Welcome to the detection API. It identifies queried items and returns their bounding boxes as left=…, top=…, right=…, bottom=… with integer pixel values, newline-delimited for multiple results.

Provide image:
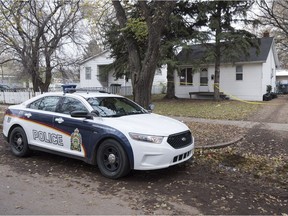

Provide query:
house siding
left=79, top=52, right=113, bottom=88
left=261, top=49, right=277, bottom=94
left=220, top=64, right=263, bottom=101
left=174, top=63, right=264, bottom=101
left=79, top=51, right=167, bottom=88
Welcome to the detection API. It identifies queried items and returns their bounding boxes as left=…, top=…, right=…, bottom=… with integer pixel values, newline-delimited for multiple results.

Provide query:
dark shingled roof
left=177, top=37, right=274, bottom=65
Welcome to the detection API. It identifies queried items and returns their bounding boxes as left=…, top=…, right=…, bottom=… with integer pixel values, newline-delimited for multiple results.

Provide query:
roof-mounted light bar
left=62, top=84, right=77, bottom=94
left=61, top=84, right=111, bottom=94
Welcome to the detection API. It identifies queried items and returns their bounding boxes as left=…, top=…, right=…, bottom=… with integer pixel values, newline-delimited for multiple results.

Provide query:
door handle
left=55, top=117, right=64, bottom=124
left=24, top=113, right=32, bottom=118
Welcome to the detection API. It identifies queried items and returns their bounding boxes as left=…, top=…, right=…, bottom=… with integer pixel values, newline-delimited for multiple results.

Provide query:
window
left=86, top=97, right=144, bottom=117
left=180, top=68, right=193, bottom=85
left=28, top=96, right=61, bottom=112
left=236, top=65, right=243, bottom=80
left=200, top=68, right=208, bottom=86
left=57, top=97, right=88, bottom=115
left=97, top=65, right=108, bottom=86
left=85, top=67, right=91, bottom=80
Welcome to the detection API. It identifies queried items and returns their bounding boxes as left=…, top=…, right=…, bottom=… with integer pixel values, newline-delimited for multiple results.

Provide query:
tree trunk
left=213, top=58, right=221, bottom=101
left=213, top=5, right=222, bottom=101
left=112, top=1, right=175, bottom=108
left=214, top=40, right=221, bottom=100
left=165, top=62, right=176, bottom=99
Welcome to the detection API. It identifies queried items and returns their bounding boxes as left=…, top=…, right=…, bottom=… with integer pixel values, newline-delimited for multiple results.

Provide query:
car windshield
left=86, top=97, right=148, bottom=117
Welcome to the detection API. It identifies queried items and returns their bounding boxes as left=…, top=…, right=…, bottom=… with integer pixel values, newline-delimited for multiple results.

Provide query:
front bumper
left=132, top=136, right=194, bottom=170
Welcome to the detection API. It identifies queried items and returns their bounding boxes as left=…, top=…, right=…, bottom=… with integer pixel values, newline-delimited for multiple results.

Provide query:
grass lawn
left=152, top=94, right=262, bottom=120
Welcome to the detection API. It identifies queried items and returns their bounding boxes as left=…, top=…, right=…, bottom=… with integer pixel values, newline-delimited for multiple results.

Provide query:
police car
left=3, top=87, right=194, bottom=179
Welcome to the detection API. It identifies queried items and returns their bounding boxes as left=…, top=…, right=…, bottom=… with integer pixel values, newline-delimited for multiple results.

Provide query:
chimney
left=263, top=31, right=270, bottom=37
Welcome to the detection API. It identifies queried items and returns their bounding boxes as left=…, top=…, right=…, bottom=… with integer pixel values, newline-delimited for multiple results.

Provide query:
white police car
left=3, top=88, right=194, bottom=179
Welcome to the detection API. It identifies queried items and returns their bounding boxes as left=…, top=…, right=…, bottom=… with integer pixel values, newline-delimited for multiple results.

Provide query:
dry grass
left=152, top=95, right=261, bottom=120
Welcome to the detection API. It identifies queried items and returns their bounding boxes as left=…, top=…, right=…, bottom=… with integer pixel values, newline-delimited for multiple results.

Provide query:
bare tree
left=0, top=0, right=84, bottom=92
left=112, top=1, right=176, bottom=108
left=256, top=0, right=288, bottom=68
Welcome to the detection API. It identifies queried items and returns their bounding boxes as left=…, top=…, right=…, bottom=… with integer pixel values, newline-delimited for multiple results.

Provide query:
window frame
left=236, top=65, right=243, bottom=81
left=200, top=68, right=208, bottom=86
left=85, top=67, right=92, bottom=80
left=56, top=96, right=89, bottom=115
left=27, top=96, right=61, bottom=112
left=179, top=67, right=193, bottom=86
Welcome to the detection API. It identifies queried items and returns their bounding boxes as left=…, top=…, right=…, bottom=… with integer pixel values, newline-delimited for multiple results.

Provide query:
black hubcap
left=102, top=146, right=120, bottom=172
left=12, top=132, right=24, bottom=152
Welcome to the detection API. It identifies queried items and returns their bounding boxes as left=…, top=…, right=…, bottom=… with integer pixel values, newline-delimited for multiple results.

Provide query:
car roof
left=43, top=91, right=123, bottom=98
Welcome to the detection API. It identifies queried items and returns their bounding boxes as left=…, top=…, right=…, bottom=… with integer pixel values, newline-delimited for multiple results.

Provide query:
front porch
left=189, top=91, right=228, bottom=99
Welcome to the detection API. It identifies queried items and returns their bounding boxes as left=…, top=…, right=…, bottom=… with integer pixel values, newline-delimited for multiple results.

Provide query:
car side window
left=57, top=97, right=88, bottom=115
left=28, top=96, right=61, bottom=112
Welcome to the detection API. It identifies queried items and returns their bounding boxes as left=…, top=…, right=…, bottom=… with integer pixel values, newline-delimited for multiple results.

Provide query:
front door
left=53, top=96, right=94, bottom=158
left=199, top=68, right=209, bottom=92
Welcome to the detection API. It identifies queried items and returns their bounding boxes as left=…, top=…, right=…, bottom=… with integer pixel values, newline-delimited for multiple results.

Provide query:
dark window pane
left=200, top=77, right=208, bottom=86
left=28, top=98, right=43, bottom=109
left=180, top=69, right=186, bottom=85
left=236, top=74, right=243, bottom=80
left=187, top=70, right=193, bottom=85
left=35, top=96, right=61, bottom=112
left=57, top=97, right=88, bottom=114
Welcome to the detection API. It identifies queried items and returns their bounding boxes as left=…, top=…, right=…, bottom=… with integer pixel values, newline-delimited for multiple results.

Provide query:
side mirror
left=148, top=104, right=155, bottom=112
left=70, top=111, right=93, bottom=119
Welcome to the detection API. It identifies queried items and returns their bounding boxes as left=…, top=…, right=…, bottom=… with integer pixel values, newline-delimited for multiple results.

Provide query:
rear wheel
left=9, top=127, right=30, bottom=157
left=97, top=139, right=130, bottom=179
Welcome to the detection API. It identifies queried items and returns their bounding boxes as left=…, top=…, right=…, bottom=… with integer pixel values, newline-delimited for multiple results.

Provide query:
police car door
left=25, top=96, right=63, bottom=150
left=53, top=96, right=93, bottom=158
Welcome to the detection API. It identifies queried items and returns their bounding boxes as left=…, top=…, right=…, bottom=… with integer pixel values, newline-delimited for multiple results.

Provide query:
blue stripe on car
left=7, top=109, right=134, bottom=169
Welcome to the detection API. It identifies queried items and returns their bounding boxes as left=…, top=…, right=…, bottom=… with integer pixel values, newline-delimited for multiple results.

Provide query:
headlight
left=129, top=132, right=164, bottom=144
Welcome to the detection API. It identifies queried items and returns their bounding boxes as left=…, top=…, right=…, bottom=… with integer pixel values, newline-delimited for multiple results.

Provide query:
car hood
left=100, top=113, right=189, bottom=136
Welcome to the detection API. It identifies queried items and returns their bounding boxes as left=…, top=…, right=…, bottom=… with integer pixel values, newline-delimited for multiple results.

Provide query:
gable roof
left=79, top=50, right=110, bottom=65
left=177, top=37, right=279, bottom=66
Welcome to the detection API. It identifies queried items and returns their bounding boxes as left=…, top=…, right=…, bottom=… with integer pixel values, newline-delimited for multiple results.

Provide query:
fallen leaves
left=194, top=147, right=288, bottom=187
left=186, top=122, right=246, bottom=147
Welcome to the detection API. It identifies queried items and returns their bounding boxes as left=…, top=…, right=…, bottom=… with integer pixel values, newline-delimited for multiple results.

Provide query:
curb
left=195, top=136, right=243, bottom=150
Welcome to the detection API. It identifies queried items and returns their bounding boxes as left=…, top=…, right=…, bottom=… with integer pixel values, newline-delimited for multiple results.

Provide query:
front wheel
left=9, top=127, right=30, bottom=157
left=97, top=139, right=130, bottom=179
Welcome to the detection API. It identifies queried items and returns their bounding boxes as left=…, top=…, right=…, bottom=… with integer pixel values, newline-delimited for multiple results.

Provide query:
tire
left=9, top=127, right=30, bottom=157
left=96, top=139, right=130, bottom=179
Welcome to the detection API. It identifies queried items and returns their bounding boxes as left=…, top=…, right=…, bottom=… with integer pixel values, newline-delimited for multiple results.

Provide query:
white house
left=276, top=70, right=288, bottom=84
left=79, top=50, right=167, bottom=90
left=174, top=37, right=280, bottom=101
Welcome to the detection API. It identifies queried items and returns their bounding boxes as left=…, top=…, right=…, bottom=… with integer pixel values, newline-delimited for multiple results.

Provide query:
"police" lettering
left=33, top=130, right=63, bottom=146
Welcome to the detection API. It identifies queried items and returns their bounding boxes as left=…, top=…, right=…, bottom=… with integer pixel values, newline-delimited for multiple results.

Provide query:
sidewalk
left=173, top=116, right=288, bottom=132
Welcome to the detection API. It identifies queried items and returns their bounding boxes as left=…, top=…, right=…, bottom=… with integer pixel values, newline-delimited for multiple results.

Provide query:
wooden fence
left=0, top=85, right=165, bottom=104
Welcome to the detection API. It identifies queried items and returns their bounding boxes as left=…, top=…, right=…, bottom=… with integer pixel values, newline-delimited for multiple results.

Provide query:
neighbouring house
left=175, top=37, right=280, bottom=101
left=0, top=65, right=26, bottom=88
left=276, top=70, right=288, bottom=84
left=79, top=50, right=167, bottom=93
left=276, top=69, right=288, bottom=94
